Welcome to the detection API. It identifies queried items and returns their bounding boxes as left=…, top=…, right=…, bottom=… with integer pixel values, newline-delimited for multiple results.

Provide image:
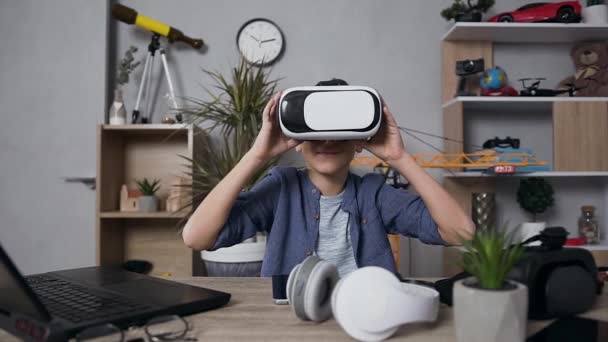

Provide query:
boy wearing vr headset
left=183, top=79, right=474, bottom=277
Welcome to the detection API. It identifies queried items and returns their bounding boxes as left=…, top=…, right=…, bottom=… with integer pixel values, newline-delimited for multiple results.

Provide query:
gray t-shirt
left=315, top=190, right=358, bottom=276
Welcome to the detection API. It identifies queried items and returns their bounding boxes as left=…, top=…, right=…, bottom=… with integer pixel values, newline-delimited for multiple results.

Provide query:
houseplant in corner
left=584, top=0, right=608, bottom=24
left=454, top=226, right=527, bottom=342
left=441, top=0, right=495, bottom=22
left=178, top=59, right=280, bottom=276
left=516, top=177, right=554, bottom=244
left=136, top=178, right=161, bottom=212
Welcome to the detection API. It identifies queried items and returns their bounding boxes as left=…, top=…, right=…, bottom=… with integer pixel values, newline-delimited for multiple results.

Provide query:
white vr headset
left=278, top=86, right=382, bottom=140
left=287, top=256, right=439, bottom=341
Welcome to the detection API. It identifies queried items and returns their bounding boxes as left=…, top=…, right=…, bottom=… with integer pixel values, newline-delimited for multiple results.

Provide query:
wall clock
left=237, top=18, right=284, bottom=66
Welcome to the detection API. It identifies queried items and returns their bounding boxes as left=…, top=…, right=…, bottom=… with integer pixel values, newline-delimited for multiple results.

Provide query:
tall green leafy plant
left=178, top=59, right=280, bottom=206
left=461, top=226, right=524, bottom=289
left=516, top=178, right=554, bottom=222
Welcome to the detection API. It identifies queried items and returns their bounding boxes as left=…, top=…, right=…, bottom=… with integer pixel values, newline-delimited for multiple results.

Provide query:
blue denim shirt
left=210, top=166, right=446, bottom=276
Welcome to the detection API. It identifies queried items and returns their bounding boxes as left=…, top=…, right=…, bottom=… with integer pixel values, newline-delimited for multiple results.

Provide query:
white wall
left=0, top=1, right=108, bottom=274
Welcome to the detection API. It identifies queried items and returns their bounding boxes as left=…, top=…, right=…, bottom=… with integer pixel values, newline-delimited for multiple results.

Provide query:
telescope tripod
left=132, top=34, right=182, bottom=124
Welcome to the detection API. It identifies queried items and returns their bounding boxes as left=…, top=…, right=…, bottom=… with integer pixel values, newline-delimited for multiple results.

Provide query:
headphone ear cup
left=286, top=263, right=302, bottom=306
left=332, top=267, right=401, bottom=341
left=287, top=256, right=339, bottom=322
left=303, top=260, right=338, bottom=322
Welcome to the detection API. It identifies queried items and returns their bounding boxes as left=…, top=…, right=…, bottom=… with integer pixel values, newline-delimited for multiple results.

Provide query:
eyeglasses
left=74, top=315, right=195, bottom=342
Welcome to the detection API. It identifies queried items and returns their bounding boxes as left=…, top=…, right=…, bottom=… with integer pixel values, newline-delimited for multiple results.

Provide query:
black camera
left=455, top=58, right=485, bottom=97
left=456, top=58, right=485, bottom=76
left=455, top=58, right=485, bottom=76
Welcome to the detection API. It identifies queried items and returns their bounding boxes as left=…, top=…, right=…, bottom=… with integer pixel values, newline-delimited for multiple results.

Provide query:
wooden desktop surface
left=1, top=277, right=607, bottom=341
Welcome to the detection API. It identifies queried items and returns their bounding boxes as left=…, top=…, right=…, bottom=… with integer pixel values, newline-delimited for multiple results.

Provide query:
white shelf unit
left=442, top=23, right=608, bottom=43
left=443, top=97, right=608, bottom=109
left=440, top=23, right=608, bottom=275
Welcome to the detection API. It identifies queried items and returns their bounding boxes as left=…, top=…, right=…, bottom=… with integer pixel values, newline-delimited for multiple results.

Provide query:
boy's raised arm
left=182, top=92, right=301, bottom=250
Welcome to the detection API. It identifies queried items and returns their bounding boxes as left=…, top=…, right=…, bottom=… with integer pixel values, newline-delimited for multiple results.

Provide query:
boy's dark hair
left=316, top=78, right=349, bottom=86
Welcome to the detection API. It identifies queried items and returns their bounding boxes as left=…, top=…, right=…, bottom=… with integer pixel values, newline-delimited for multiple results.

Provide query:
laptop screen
left=0, top=245, right=50, bottom=321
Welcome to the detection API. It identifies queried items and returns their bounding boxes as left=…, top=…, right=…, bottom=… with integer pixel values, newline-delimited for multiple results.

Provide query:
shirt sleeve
left=209, top=170, right=280, bottom=251
left=376, top=183, right=446, bottom=245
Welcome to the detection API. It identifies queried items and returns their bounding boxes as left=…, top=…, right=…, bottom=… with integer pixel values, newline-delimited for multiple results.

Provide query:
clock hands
left=261, top=38, right=276, bottom=44
left=249, top=34, right=261, bottom=42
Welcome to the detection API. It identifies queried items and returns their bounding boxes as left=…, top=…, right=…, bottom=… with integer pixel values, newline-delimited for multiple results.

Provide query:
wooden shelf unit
left=96, top=124, right=203, bottom=277
left=440, top=25, right=608, bottom=275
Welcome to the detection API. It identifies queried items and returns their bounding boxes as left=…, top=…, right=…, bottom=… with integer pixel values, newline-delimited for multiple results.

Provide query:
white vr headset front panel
left=303, top=91, right=375, bottom=130
left=279, top=86, right=382, bottom=140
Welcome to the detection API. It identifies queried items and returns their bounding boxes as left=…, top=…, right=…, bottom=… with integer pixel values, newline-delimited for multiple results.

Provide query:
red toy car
left=488, top=1, right=581, bottom=23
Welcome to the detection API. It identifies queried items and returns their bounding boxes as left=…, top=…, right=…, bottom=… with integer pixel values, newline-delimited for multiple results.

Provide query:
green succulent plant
left=461, top=225, right=524, bottom=290
left=516, top=178, right=554, bottom=222
left=136, top=178, right=161, bottom=196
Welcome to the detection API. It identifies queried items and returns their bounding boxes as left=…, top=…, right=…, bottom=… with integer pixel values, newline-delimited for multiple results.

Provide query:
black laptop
left=0, top=244, right=231, bottom=341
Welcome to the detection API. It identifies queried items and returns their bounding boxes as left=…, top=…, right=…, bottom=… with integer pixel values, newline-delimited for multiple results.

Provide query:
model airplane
left=519, top=78, right=583, bottom=97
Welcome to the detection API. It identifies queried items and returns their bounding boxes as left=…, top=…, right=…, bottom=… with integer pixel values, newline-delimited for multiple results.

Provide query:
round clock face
left=237, top=18, right=284, bottom=66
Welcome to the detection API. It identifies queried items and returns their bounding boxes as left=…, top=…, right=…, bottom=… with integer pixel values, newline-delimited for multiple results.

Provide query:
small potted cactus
left=136, top=178, right=161, bottom=212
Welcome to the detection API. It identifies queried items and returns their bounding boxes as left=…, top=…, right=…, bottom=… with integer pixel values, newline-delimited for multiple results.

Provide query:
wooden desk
left=1, top=277, right=607, bottom=341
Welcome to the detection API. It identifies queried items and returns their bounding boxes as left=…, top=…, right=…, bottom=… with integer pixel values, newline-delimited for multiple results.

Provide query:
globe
left=480, top=67, right=508, bottom=91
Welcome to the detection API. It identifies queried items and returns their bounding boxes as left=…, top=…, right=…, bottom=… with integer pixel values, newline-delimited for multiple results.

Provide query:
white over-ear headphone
left=286, top=256, right=338, bottom=322
left=287, top=256, right=440, bottom=341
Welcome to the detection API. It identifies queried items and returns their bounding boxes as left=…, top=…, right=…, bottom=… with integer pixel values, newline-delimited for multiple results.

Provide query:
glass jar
left=578, top=205, right=599, bottom=244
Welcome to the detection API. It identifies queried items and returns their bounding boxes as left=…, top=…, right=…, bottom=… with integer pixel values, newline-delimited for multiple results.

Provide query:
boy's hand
left=249, top=92, right=302, bottom=163
left=363, top=104, right=406, bottom=165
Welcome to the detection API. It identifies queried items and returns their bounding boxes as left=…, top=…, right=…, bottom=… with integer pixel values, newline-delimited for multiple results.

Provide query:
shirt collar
left=300, top=168, right=357, bottom=213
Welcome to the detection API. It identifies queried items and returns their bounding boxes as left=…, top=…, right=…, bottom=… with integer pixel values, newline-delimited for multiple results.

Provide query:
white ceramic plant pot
left=518, top=222, right=546, bottom=245
left=583, top=5, right=608, bottom=24
left=454, top=278, right=528, bottom=342
left=138, top=196, right=158, bottom=212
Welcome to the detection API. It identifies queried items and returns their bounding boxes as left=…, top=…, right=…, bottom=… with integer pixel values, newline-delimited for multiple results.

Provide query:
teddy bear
left=557, top=41, right=608, bottom=97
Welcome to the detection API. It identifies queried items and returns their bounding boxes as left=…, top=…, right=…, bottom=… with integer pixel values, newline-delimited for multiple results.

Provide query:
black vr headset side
left=278, top=85, right=382, bottom=140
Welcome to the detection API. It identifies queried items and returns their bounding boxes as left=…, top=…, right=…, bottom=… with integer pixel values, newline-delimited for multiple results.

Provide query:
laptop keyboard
left=26, top=275, right=152, bottom=324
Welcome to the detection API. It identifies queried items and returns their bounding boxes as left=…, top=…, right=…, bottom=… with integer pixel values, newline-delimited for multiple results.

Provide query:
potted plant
left=110, top=46, right=140, bottom=125
left=516, top=178, right=554, bottom=244
left=441, top=0, right=495, bottom=22
left=136, top=178, right=161, bottom=212
left=454, top=227, right=527, bottom=342
left=584, top=0, right=608, bottom=24
left=178, top=59, right=279, bottom=276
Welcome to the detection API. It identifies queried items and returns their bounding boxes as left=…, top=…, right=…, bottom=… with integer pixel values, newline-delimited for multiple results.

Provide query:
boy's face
left=296, top=140, right=362, bottom=175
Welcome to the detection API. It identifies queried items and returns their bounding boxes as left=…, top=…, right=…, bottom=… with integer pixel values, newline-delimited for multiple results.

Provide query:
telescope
left=112, top=4, right=203, bottom=49
left=111, top=4, right=205, bottom=123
